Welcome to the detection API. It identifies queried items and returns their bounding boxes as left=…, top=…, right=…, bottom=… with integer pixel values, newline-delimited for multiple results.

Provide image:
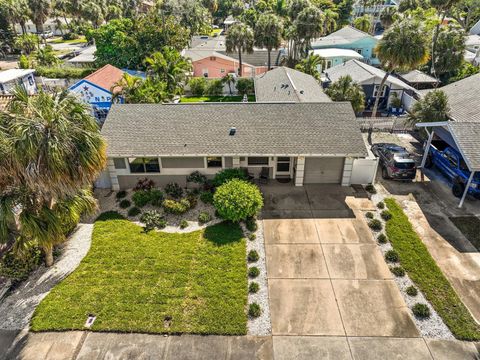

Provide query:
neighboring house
left=465, top=35, right=480, bottom=65
left=68, top=64, right=125, bottom=123
left=67, top=45, right=96, bottom=68
left=310, top=48, right=364, bottom=70
left=396, top=70, right=439, bottom=90
left=15, top=18, right=69, bottom=36
left=324, top=59, right=416, bottom=112
left=470, top=19, right=480, bottom=35
left=254, top=67, right=331, bottom=102
left=311, top=26, right=380, bottom=66
left=100, top=102, right=378, bottom=190
left=0, top=69, right=37, bottom=95
left=223, top=15, right=237, bottom=31
left=353, top=0, right=398, bottom=19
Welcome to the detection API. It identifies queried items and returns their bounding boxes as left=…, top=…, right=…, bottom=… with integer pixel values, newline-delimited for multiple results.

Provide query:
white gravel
left=242, top=220, right=272, bottom=336
left=369, top=192, right=454, bottom=339
left=0, top=224, right=93, bottom=330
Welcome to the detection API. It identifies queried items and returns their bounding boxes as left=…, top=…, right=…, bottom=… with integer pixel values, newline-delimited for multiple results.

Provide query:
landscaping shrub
left=0, top=247, right=42, bottom=283
left=412, top=303, right=431, bottom=319
left=246, top=217, right=258, bottom=232
left=377, top=201, right=385, bottom=209
left=381, top=210, right=392, bottom=221
left=187, top=170, right=207, bottom=184
left=248, top=266, right=260, bottom=278
left=128, top=207, right=141, bottom=217
left=189, top=77, right=207, bottom=96
left=163, top=199, right=190, bottom=214
left=249, top=233, right=256, bottom=241
left=377, top=233, right=388, bottom=244
left=134, top=178, right=155, bottom=191
left=212, top=168, right=247, bottom=187
left=119, top=199, right=131, bottom=209
left=365, top=184, right=377, bottom=194
left=248, top=250, right=259, bottom=262
left=385, top=249, right=399, bottom=263
left=116, top=190, right=127, bottom=200
left=200, top=191, right=214, bottom=204
left=236, top=78, right=254, bottom=95
left=214, top=180, right=263, bottom=222
left=390, top=266, right=406, bottom=277
left=198, top=212, right=212, bottom=224
left=205, top=78, right=223, bottom=96
left=249, top=282, right=259, bottom=293
left=165, top=182, right=183, bottom=199
left=406, top=286, right=418, bottom=297
left=368, top=219, right=382, bottom=231
left=149, top=190, right=164, bottom=207
left=365, top=211, right=374, bottom=219
left=140, top=210, right=166, bottom=232
left=248, top=303, right=261, bottom=318
left=180, top=219, right=189, bottom=229
left=186, top=192, right=198, bottom=209
left=132, top=190, right=151, bottom=207
left=35, top=66, right=95, bottom=79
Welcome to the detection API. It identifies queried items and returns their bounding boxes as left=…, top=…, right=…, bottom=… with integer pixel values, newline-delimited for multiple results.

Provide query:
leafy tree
left=353, top=15, right=371, bottom=33
left=380, top=7, right=399, bottom=29
left=112, top=73, right=169, bottom=103
left=326, top=75, right=365, bottom=113
left=0, top=88, right=106, bottom=266
left=213, top=179, right=263, bottom=222
left=322, top=9, right=338, bottom=34
left=27, top=0, right=51, bottom=34
left=450, top=0, right=480, bottom=31
left=205, top=78, right=224, bottom=95
left=372, top=19, right=429, bottom=116
left=81, top=1, right=104, bottom=28
left=431, top=25, right=466, bottom=81
left=222, top=73, right=235, bottom=95
left=408, top=90, right=450, bottom=124
left=254, top=13, right=283, bottom=70
left=294, top=6, right=324, bottom=50
left=188, top=77, right=207, bottom=96
left=1, top=0, right=31, bottom=34
left=288, top=0, right=310, bottom=21
left=160, top=0, right=212, bottom=35
left=449, top=61, right=480, bottom=82
left=13, top=33, right=39, bottom=54
left=295, top=54, right=323, bottom=80
left=236, top=77, right=254, bottom=95
left=35, top=44, right=60, bottom=66
left=335, top=0, right=354, bottom=27
left=226, top=22, right=254, bottom=76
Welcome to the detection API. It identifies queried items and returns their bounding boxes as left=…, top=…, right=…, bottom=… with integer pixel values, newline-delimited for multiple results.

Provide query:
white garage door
left=304, top=157, right=345, bottom=184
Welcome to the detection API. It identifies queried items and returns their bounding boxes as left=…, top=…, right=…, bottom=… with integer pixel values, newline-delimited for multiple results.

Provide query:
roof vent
left=229, top=127, right=236, bottom=136
left=299, top=90, right=304, bottom=94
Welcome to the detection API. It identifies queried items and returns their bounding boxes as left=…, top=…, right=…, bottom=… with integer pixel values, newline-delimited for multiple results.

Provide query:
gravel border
left=368, top=191, right=454, bottom=339
left=242, top=220, right=272, bottom=336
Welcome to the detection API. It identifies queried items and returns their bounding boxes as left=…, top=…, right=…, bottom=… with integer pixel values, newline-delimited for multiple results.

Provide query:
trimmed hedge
left=35, top=66, right=96, bottom=79
left=385, top=198, right=480, bottom=340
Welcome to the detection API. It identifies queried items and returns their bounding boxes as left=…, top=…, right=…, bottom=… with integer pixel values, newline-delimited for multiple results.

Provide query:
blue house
left=311, top=26, right=380, bottom=69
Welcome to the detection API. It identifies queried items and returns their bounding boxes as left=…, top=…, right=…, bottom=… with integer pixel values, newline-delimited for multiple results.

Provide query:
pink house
left=186, top=50, right=257, bottom=78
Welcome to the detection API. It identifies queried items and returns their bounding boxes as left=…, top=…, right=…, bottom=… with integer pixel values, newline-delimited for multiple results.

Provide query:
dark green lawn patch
left=31, top=215, right=247, bottom=335
left=385, top=198, right=480, bottom=340
left=180, top=95, right=256, bottom=103
left=449, top=216, right=480, bottom=251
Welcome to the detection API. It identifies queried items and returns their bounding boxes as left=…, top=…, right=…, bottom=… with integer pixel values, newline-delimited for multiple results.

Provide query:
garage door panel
left=304, top=157, right=344, bottom=184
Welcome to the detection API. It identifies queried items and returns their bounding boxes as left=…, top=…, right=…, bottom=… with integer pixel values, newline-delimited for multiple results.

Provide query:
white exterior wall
left=107, top=158, right=120, bottom=191
left=341, top=158, right=353, bottom=186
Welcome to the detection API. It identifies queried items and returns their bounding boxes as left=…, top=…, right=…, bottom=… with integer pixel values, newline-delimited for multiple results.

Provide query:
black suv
left=371, top=143, right=417, bottom=180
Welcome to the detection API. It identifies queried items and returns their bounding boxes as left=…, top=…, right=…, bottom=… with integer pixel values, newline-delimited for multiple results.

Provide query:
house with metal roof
left=0, top=69, right=37, bottom=95
left=101, top=102, right=377, bottom=190
left=311, top=26, right=380, bottom=67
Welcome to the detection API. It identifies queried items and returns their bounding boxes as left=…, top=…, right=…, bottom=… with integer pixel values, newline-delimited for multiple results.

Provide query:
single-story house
left=67, top=45, right=96, bottom=68
left=254, top=67, right=331, bottom=102
left=100, top=102, right=378, bottom=190
left=324, top=60, right=416, bottom=111
left=0, top=69, right=37, bottom=95
left=396, top=70, right=439, bottom=90
left=15, top=18, right=70, bottom=36
left=68, top=64, right=125, bottom=123
left=310, top=48, right=364, bottom=70
left=311, top=26, right=380, bottom=66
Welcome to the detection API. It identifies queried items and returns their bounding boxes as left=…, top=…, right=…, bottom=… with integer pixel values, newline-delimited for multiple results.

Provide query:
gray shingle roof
left=219, top=50, right=286, bottom=67
left=254, top=67, right=331, bottom=102
left=102, top=102, right=367, bottom=158
left=311, top=26, right=376, bottom=47
left=448, top=122, right=480, bottom=170
left=398, top=70, right=439, bottom=84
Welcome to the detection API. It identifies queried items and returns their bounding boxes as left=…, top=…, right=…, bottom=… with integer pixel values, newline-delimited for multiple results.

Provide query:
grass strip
left=385, top=198, right=480, bottom=340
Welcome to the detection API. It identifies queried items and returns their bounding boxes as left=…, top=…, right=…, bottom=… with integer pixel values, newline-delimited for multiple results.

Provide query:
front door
left=276, top=157, right=292, bottom=178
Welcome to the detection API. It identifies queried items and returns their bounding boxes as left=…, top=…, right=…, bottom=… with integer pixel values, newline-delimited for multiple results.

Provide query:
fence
left=357, top=116, right=414, bottom=133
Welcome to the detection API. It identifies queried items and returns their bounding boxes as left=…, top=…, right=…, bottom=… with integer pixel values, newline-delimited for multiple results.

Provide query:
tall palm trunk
left=371, top=71, right=389, bottom=117
left=267, top=48, right=271, bottom=70
left=238, top=49, right=243, bottom=76
left=44, top=245, right=54, bottom=267
left=430, top=12, right=446, bottom=76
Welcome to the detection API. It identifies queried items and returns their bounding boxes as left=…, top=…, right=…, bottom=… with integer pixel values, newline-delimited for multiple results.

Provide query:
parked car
left=371, top=143, right=417, bottom=180
left=37, top=31, right=54, bottom=39
left=425, top=140, right=480, bottom=198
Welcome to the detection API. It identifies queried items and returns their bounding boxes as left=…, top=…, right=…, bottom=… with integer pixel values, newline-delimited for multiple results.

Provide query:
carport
left=416, top=121, right=480, bottom=208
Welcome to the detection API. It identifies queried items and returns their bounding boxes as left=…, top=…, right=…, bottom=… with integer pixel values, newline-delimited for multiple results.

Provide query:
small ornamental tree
left=213, top=179, right=263, bottom=222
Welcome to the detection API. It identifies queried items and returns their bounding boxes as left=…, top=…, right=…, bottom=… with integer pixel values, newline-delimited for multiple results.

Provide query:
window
left=355, top=48, right=363, bottom=55
left=27, top=76, right=34, bottom=86
left=207, top=156, right=222, bottom=168
left=210, top=57, right=216, bottom=61
left=220, top=69, right=225, bottom=73
left=373, top=85, right=387, bottom=98
left=248, top=157, right=269, bottom=166
left=443, top=150, right=458, bottom=169
left=113, top=158, right=126, bottom=169
left=129, top=157, right=160, bottom=173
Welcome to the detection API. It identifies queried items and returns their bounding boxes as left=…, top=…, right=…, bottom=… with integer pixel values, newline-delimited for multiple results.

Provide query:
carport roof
left=102, top=102, right=368, bottom=158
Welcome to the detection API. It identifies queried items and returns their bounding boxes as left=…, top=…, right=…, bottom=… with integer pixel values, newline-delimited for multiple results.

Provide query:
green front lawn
left=449, top=216, right=480, bottom=251
left=180, top=95, right=256, bottom=103
left=385, top=199, right=480, bottom=340
left=31, top=212, right=248, bottom=335
left=49, top=36, right=87, bottom=44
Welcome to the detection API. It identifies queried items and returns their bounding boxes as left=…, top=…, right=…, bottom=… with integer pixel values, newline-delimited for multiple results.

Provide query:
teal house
left=311, top=26, right=380, bottom=69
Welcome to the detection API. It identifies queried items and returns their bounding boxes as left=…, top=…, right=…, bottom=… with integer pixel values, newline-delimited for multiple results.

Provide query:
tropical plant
left=254, top=13, right=283, bottom=70
left=226, top=22, right=254, bottom=76
left=322, top=9, right=338, bottom=34
left=294, top=5, right=324, bottom=51
left=13, top=33, right=38, bottom=55
left=325, top=75, right=365, bottom=113
left=353, top=15, right=371, bottom=33
left=35, top=44, right=60, bottom=66
left=222, top=73, right=236, bottom=95
left=0, top=87, right=106, bottom=266
left=431, top=25, right=466, bottom=81
left=205, top=79, right=224, bottom=95
left=27, top=0, right=51, bottom=34
left=213, top=179, right=263, bottom=222
left=380, top=7, right=399, bottom=29
left=372, top=19, right=429, bottom=117
left=212, top=168, right=247, bottom=187
left=188, top=77, right=207, bottom=96
left=236, top=78, right=254, bottom=95
left=295, top=54, right=323, bottom=80
left=408, top=90, right=450, bottom=125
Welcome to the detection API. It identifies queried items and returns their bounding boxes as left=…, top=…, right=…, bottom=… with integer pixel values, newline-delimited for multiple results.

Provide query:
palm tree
left=323, top=9, right=338, bottom=34
left=294, top=54, right=323, bottom=80
left=0, top=88, right=106, bottom=266
left=408, top=89, right=450, bottom=124
left=254, top=13, right=283, bottom=70
left=325, top=75, right=366, bottom=114
left=372, top=19, right=429, bottom=117
left=222, top=73, right=235, bottom=95
left=35, top=44, right=60, bottom=66
left=380, top=7, right=398, bottom=29
left=27, top=0, right=51, bottom=34
left=294, top=6, right=324, bottom=52
left=353, top=15, right=371, bottom=33
left=226, top=22, right=254, bottom=76
left=3, top=0, right=31, bottom=35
